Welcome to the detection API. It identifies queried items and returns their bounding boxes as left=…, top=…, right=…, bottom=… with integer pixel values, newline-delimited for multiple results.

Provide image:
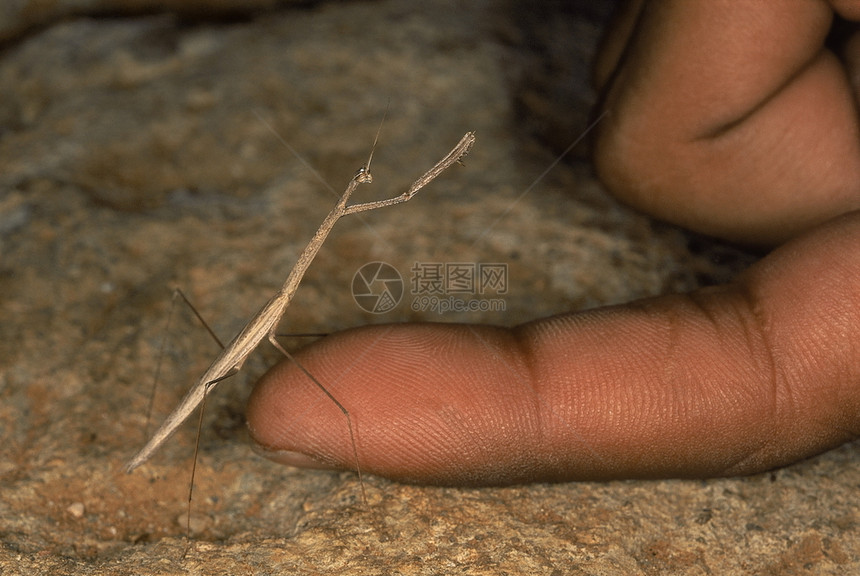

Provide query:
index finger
left=247, top=210, right=860, bottom=485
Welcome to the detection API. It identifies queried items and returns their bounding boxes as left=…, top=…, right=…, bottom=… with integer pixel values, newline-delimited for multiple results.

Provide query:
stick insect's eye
left=354, top=166, right=373, bottom=184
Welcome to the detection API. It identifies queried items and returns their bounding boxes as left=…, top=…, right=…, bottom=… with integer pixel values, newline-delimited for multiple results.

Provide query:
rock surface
left=0, top=1, right=857, bottom=574
left=0, top=0, right=302, bottom=43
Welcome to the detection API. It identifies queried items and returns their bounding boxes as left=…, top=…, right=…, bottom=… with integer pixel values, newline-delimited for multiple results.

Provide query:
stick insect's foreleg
left=343, top=131, right=475, bottom=216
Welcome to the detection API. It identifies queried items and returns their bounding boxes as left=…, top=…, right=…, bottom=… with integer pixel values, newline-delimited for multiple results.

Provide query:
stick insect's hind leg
left=267, top=332, right=368, bottom=504
left=183, top=368, right=240, bottom=543
left=146, top=288, right=227, bottom=438
left=149, top=288, right=239, bottom=542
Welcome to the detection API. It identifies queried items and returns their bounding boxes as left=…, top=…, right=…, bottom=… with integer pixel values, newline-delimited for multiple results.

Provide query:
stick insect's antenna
left=356, top=102, right=388, bottom=184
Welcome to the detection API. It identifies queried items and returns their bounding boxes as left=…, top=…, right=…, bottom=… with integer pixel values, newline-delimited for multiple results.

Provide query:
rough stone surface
left=0, top=0, right=304, bottom=43
left=0, top=1, right=857, bottom=574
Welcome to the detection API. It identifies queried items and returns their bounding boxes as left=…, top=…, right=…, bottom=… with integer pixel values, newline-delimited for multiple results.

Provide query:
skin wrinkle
left=789, top=219, right=857, bottom=415
left=716, top=277, right=815, bottom=474
left=838, top=289, right=860, bottom=433
left=468, top=327, right=533, bottom=434
left=667, top=295, right=743, bottom=460
left=638, top=0, right=832, bottom=139
left=723, top=281, right=783, bottom=441
left=724, top=212, right=860, bottom=472
left=490, top=324, right=592, bottom=483
left=697, top=47, right=832, bottom=141
left=585, top=288, right=789, bottom=477
left=714, top=285, right=784, bottom=475
left=515, top=316, right=610, bottom=477
left=473, top=324, right=571, bottom=482
left=831, top=357, right=860, bottom=440
left=743, top=278, right=791, bottom=443
left=509, top=321, right=577, bottom=474
left=507, top=324, right=545, bottom=447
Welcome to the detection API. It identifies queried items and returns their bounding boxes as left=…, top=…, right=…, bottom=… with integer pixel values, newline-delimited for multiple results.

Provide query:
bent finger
left=594, top=0, right=860, bottom=243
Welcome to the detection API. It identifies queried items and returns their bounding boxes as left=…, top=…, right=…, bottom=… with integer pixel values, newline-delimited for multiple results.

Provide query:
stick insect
left=125, top=128, right=476, bottom=483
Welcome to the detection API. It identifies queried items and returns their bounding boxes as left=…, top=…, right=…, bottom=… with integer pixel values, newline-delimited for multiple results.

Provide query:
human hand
left=593, top=0, right=860, bottom=245
left=246, top=0, right=860, bottom=485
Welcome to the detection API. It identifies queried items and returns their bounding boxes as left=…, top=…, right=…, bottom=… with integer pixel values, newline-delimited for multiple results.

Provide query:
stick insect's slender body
left=125, top=130, right=476, bottom=475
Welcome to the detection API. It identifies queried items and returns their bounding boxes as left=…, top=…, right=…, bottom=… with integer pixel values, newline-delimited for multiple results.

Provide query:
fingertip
left=246, top=323, right=547, bottom=485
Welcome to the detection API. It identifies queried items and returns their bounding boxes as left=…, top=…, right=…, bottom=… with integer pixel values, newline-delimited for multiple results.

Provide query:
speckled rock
left=0, top=1, right=856, bottom=574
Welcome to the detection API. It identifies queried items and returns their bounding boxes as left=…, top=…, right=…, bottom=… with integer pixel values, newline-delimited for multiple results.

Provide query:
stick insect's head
left=353, top=165, right=373, bottom=184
